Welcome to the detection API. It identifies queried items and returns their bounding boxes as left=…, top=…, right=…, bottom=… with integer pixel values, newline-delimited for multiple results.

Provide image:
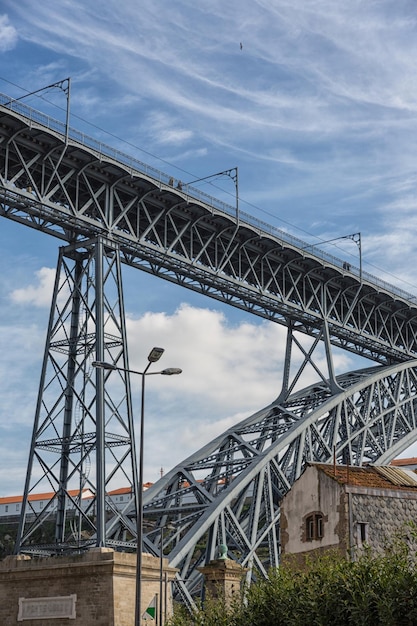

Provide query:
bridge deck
left=1, top=95, right=416, bottom=364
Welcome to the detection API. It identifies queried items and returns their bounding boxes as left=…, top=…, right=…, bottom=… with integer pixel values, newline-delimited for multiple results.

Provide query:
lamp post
left=92, top=349, right=182, bottom=626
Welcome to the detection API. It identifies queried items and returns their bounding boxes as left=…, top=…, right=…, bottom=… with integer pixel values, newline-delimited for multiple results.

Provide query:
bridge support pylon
left=15, top=236, right=139, bottom=555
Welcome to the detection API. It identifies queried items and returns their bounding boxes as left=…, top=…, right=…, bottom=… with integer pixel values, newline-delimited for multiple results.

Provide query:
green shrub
left=169, top=524, right=417, bottom=626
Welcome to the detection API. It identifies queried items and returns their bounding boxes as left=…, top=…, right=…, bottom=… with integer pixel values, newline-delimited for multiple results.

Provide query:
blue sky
left=1, top=1, right=417, bottom=495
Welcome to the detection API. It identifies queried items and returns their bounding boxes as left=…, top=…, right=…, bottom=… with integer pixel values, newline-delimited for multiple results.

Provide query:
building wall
left=280, top=464, right=349, bottom=560
left=281, top=465, right=417, bottom=566
left=0, top=490, right=134, bottom=520
left=350, top=490, right=417, bottom=555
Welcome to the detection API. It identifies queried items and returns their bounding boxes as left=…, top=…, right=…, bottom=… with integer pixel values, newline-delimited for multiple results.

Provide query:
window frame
left=357, top=521, right=368, bottom=545
left=305, top=512, right=324, bottom=541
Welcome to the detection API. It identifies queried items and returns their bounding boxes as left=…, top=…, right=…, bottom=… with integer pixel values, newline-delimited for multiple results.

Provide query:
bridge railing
left=1, top=93, right=415, bottom=303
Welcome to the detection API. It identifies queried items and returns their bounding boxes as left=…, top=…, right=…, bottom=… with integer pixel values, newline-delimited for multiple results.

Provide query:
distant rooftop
left=390, top=457, right=417, bottom=468
left=2, top=461, right=417, bottom=503
left=0, top=486, right=137, bottom=506
left=0, top=488, right=94, bottom=506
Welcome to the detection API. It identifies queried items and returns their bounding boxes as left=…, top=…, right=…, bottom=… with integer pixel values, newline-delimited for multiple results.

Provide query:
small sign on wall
left=18, top=595, right=77, bottom=621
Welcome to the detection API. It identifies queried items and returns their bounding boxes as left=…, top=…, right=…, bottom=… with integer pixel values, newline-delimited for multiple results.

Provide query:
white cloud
left=124, top=304, right=355, bottom=481
left=0, top=14, right=18, bottom=52
left=127, top=304, right=287, bottom=411
left=0, top=294, right=357, bottom=492
left=10, top=267, right=55, bottom=307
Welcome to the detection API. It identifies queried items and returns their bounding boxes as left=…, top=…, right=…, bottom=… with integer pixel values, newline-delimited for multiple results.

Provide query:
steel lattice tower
left=14, top=236, right=139, bottom=554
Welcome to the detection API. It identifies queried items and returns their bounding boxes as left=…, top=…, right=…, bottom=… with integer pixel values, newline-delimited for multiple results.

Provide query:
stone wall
left=0, top=548, right=177, bottom=625
left=198, top=558, right=247, bottom=604
left=351, top=490, right=417, bottom=554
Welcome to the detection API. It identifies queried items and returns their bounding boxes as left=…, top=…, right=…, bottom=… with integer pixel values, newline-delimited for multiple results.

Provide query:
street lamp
left=92, top=348, right=182, bottom=626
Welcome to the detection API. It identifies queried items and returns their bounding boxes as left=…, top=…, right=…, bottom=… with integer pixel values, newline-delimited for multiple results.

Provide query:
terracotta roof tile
left=108, top=487, right=133, bottom=496
left=391, top=457, right=417, bottom=467
left=0, top=488, right=94, bottom=506
left=313, top=463, right=417, bottom=491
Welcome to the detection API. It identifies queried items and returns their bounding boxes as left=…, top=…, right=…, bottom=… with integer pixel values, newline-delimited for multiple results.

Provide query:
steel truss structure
left=1, top=95, right=417, bottom=600
left=1, top=95, right=417, bottom=366
left=14, top=236, right=139, bottom=555
left=142, top=357, right=417, bottom=606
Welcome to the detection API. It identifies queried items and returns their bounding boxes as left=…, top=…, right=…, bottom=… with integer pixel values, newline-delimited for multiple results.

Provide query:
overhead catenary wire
left=0, top=75, right=416, bottom=295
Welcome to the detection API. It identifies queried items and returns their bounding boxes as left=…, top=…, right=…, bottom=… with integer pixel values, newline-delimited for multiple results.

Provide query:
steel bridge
left=1, top=93, right=417, bottom=606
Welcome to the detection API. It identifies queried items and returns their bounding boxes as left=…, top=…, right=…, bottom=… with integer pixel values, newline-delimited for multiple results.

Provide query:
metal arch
left=137, top=360, right=417, bottom=602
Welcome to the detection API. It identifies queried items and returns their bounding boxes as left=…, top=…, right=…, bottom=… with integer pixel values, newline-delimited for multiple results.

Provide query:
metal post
left=135, top=362, right=150, bottom=626
left=159, top=526, right=164, bottom=626
left=55, top=254, right=82, bottom=543
left=95, top=238, right=106, bottom=547
left=92, top=351, right=182, bottom=625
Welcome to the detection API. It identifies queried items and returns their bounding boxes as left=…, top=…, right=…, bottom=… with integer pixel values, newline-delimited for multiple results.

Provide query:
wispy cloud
left=0, top=14, right=18, bottom=52
left=142, top=111, right=194, bottom=146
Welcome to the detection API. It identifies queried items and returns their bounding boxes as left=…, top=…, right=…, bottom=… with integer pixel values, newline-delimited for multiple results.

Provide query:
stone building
left=280, top=462, right=417, bottom=565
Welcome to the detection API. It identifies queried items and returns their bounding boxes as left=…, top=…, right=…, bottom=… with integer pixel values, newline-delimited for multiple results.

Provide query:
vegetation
left=0, top=523, right=17, bottom=559
left=168, top=524, right=417, bottom=626
left=168, top=593, right=242, bottom=626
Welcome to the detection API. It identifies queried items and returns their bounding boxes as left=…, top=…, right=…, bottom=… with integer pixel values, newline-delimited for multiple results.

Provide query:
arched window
left=306, top=513, right=324, bottom=540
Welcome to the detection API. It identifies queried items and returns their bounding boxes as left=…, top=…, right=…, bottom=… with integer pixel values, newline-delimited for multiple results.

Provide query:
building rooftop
left=0, top=488, right=95, bottom=506
left=3, top=461, right=417, bottom=505
left=390, top=457, right=417, bottom=468
left=314, top=463, right=417, bottom=491
left=0, top=486, right=133, bottom=507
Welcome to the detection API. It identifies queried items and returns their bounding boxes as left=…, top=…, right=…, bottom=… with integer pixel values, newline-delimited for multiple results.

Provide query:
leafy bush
left=168, top=524, right=417, bottom=626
